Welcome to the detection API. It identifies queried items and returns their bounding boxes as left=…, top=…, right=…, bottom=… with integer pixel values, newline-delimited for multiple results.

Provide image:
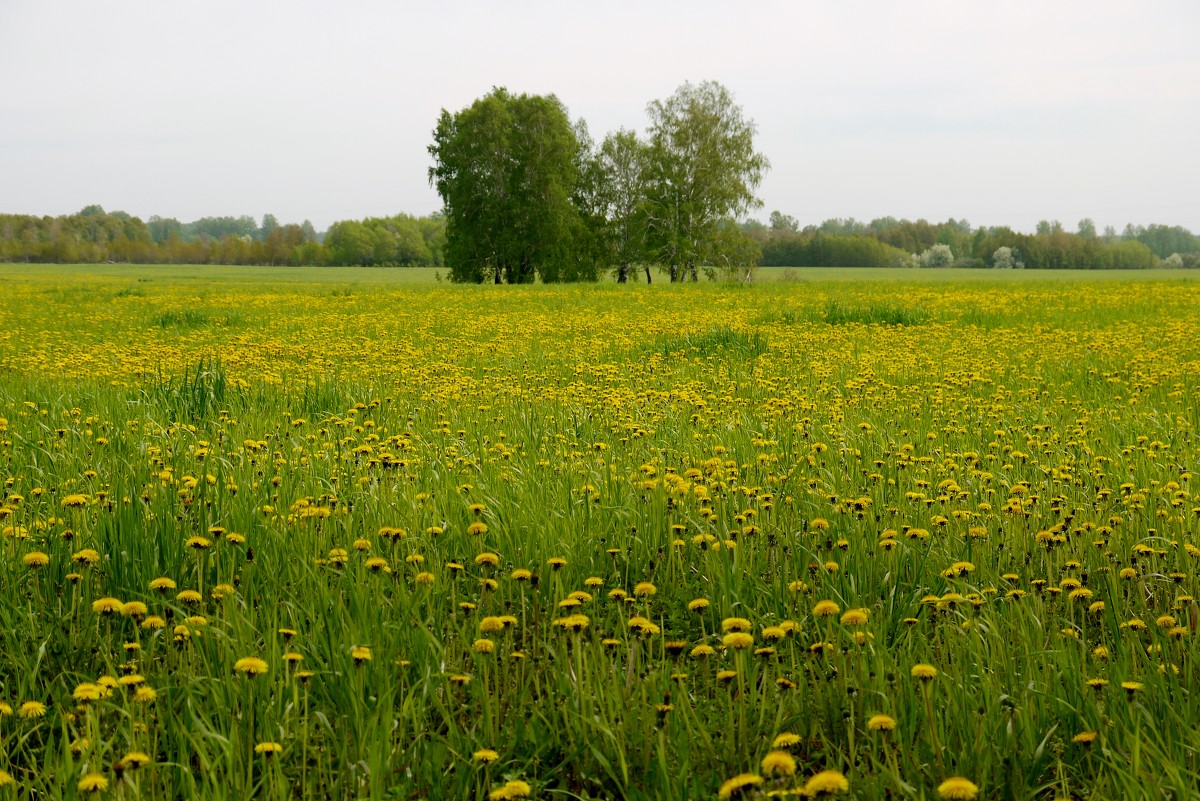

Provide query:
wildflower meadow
left=0, top=264, right=1197, bottom=800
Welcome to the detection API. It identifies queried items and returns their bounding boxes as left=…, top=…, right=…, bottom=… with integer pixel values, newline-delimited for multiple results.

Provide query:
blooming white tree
left=917, top=243, right=954, bottom=267
left=992, top=246, right=1024, bottom=269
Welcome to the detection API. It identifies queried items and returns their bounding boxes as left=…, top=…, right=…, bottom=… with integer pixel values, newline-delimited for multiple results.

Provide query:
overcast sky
left=2, top=1, right=1198, bottom=233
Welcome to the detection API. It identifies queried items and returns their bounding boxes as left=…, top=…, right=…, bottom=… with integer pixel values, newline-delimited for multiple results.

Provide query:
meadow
left=0, top=264, right=1198, bottom=800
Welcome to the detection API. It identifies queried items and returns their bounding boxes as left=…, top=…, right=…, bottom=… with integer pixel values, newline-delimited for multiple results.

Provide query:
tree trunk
left=617, top=263, right=629, bottom=283
left=688, top=262, right=698, bottom=281
left=494, top=264, right=502, bottom=284
left=669, top=264, right=679, bottom=282
left=644, top=265, right=652, bottom=284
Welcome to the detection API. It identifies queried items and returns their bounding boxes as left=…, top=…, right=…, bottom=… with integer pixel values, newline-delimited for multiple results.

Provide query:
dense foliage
left=0, top=265, right=1198, bottom=799
left=429, top=82, right=769, bottom=283
left=750, top=217, right=1193, bottom=270
left=0, top=208, right=446, bottom=267
left=429, top=89, right=589, bottom=283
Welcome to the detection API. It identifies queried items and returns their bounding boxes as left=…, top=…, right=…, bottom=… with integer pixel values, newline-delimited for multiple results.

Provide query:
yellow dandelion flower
left=722, top=632, right=754, bottom=650
left=937, top=777, right=979, bottom=800
left=92, top=597, right=123, bottom=615
left=73, top=683, right=104, bottom=703
left=77, top=773, right=108, bottom=793
left=488, top=779, right=531, bottom=800
left=233, top=657, right=269, bottom=676
left=812, top=600, right=840, bottom=618
left=840, top=608, right=868, bottom=626
left=911, top=663, right=938, bottom=681
left=176, top=589, right=202, bottom=604
left=804, top=770, right=849, bottom=795
left=760, top=750, right=796, bottom=776
left=772, top=732, right=801, bottom=749
left=718, top=773, right=763, bottom=799
left=867, top=713, right=896, bottom=731
left=18, top=701, right=46, bottom=719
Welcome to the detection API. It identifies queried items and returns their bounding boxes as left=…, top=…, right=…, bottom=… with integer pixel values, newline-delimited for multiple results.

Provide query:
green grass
left=0, top=265, right=1197, bottom=800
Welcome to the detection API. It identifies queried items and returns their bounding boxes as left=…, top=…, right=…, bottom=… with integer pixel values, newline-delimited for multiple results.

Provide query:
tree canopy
left=428, top=81, right=768, bottom=283
left=429, top=88, right=586, bottom=283
left=643, top=81, right=769, bottom=281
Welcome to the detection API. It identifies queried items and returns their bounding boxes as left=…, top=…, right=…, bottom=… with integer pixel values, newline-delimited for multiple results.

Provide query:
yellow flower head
left=772, top=732, right=801, bottom=749
left=722, top=632, right=754, bottom=650
left=840, top=608, right=869, bottom=626
left=867, top=713, right=897, bottom=731
left=804, top=770, right=849, bottom=795
left=718, top=773, right=763, bottom=799
left=937, top=777, right=979, bottom=800
left=760, top=750, right=796, bottom=776
left=73, top=683, right=105, bottom=703
left=911, top=663, right=939, bottom=681
left=812, top=600, right=840, bottom=618
left=233, top=657, right=269, bottom=676
left=488, top=779, right=531, bottom=800
left=78, top=773, right=109, bottom=793
left=18, top=701, right=47, bottom=719
left=92, top=597, right=124, bottom=615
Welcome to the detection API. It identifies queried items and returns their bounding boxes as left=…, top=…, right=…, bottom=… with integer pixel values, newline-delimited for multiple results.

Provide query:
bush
left=916, top=244, right=954, bottom=268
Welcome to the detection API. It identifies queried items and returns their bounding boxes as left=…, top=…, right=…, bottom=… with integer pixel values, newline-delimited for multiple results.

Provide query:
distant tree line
left=745, top=215, right=1199, bottom=270
left=0, top=206, right=447, bottom=267
left=3, top=199, right=1198, bottom=276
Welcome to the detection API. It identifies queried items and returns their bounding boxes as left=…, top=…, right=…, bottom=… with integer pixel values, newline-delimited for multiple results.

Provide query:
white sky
left=2, top=0, right=1198, bottom=233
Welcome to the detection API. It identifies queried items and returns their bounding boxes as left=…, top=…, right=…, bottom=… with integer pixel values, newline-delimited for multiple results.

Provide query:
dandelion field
left=1, top=265, right=1199, bottom=800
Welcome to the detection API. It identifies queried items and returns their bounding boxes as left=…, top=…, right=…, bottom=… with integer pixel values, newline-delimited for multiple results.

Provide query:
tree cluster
left=0, top=208, right=446, bottom=267
left=429, top=82, right=768, bottom=283
left=743, top=214, right=1193, bottom=270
